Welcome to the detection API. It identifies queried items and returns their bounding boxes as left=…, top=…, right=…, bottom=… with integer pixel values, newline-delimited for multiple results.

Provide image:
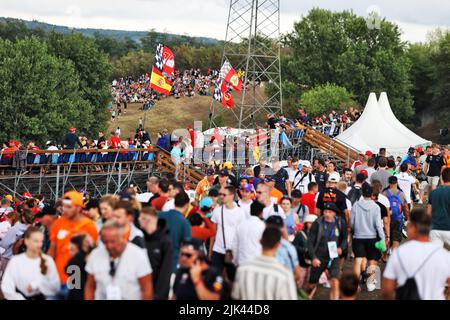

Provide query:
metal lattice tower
left=210, top=0, right=283, bottom=129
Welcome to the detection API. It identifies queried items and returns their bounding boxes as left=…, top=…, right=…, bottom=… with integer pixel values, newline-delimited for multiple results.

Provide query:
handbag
left=221, top=206, right=234, bottom=265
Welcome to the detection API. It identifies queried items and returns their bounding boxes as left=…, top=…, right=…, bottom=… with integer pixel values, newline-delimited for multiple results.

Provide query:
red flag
left=162, top=46, right=175, bottom=77
left=220, top=61, right=242, bottom=92
left=221, top=81, right=234, bottom=109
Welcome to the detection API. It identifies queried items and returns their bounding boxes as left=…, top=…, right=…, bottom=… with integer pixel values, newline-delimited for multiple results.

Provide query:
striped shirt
left=232, top=256, right=297, bottom=300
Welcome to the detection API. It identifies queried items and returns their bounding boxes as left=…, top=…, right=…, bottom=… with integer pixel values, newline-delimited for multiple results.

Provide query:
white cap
left=304, top=215, right=318, bottom=224
left=302, top=160, right=312, bottom=168
left=328, top=172, right=341, bottom=183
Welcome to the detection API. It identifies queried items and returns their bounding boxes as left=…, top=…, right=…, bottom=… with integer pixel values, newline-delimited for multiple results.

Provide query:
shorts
left=419, top=181, right=428, bottom=190
left=352, top=238, right=381, bottom=261
left=390, top=220, right=402, bottom=244
left=430, top=230, right=450, bottom=249
left=427, top=176, right=440, bottom=186
left=309, top=258, right=340, bottom=284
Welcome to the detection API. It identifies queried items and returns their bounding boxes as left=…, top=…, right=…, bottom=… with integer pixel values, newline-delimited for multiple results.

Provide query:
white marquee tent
left=335, top=92, right=430, bottom=157
left=378, top=92, right=431, bottom=147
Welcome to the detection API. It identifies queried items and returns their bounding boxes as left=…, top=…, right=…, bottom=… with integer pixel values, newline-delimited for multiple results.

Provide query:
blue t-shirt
left=429, top=186, right=450, bottom=231
left=276, top=239, right=299, bottom=271
left=158, top=210, right=192, bottom=271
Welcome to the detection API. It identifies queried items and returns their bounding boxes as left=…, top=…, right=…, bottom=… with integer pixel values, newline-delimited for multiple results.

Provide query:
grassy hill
left=0, top=17, right=219, bottom=45
left=107, top=96, right=216, bottom=140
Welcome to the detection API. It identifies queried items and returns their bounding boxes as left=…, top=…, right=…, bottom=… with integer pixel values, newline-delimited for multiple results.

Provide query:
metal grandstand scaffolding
left=210, top=0, right=283, bottom=129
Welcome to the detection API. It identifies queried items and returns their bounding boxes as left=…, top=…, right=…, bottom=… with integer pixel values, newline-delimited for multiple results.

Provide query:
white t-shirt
left=263, top=203, right=286, bottom=221
left=1, top=253, right=60, bottom=300
left=290, top=171, right=316, bottom=193
left=395, top=172, right=416, bottom=204
left=384, top=241, right=450, bottom=300
left=85, top=243, right=152, bottom=300
left=232, top=216, right=265, bottom=266
left=0, top=221, right=12, bottom=240
left=366, top=167, right=376, bottom=181
left=238, top=199, right=252, bottom=219
left=378, top=194, right=391, bottom=210
left=162, top=199, right=175, bottom=212
left=185, top=189, right=196, bottom=202
left=211, top=204, right=246, bottom=254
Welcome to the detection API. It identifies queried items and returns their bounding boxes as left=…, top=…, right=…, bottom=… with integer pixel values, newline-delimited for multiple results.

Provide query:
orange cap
left=63, top=190, right=84, bottom=208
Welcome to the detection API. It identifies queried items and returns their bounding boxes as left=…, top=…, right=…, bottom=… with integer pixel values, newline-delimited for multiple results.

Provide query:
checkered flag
left=154, top=43, right=164, bottom=71
left=213, top=81, right=223, bottom=102
left=219, top=60, right=231, bottom=80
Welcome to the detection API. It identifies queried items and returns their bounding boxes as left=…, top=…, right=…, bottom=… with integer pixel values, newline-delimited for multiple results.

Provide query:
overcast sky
left=1, top=0, right=449, bottom=43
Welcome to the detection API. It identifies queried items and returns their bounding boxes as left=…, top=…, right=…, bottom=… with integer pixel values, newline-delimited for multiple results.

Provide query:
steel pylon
left=210, top=0, right=283, bottom=129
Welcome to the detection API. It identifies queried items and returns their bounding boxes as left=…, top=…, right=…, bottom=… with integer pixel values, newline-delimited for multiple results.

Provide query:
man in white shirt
left=210, top=186, right=246, bottom=274
left=232, top=201, right=266, bottom=266
left=237, top=184, right=255, bottom=219
left=84, top=221, right=153, bottom=300
left=291, top=160, right=316, bottom=194
left=395, top=163, right=416, bottom=208
left=285, top=158, right=300, bottom=195
left=256, top=183, right=285, bottom=220
left=382, top=209, right=450, bottom=300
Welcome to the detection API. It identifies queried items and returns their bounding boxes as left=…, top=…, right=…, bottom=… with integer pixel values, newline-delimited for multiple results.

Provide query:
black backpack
left=347, top=185, right=362, bottom=205
left=395, top=247, right=441, bottom=300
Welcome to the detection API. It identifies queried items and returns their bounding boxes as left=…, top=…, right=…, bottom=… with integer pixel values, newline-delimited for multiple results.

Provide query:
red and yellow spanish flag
left=150, top=66, right=172, bottom=95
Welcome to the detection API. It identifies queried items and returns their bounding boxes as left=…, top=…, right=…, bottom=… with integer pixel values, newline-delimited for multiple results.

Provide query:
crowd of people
left=111, top=68, right=219, bottom=116
left=0, top=141, right=449, bottom=301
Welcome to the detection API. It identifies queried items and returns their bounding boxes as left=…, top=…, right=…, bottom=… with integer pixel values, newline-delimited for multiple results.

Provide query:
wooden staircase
left=156, top=150, right=205, bottom=186
left=302, top=126, right=360, bottom=165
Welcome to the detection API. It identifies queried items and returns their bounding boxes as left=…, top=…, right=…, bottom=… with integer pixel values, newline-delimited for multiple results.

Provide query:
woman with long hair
left=1, top=227, right=60, bottom=300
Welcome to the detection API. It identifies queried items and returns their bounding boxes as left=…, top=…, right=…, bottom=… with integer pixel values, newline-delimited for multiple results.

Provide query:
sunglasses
left=109, top=260, right=117, bottom=278
left=180, top=252, right=193, bottom=258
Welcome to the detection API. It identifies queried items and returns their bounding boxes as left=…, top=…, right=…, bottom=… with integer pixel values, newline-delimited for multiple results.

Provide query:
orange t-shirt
left=50, top=216, right=99, bottom=283
left=270, top=189, right=283, bottom=204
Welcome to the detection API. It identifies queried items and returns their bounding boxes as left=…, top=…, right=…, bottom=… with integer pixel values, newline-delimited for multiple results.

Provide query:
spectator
left=427, top=168, right=450, bottom=248
left=382, top=209, right=450, bottom=300
left=232, top=226, right=297, bottom=300
left=84, top=221, right=153, bottom=300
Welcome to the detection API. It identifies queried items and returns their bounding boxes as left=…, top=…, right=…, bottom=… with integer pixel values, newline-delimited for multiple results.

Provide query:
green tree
left=299, top=83, right=357, bottom=117
left=285, top=9, right=414, bottom=122
left=112, top=50, right=153, bottom=78
left=0, top=37, right=92, bottom=145
left=430, top=31, right=450, bottom=127
left=46, top=32, right=112, bottom=133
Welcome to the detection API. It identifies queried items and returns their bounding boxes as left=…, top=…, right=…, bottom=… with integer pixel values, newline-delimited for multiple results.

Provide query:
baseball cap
left=181, top=238, right=204, bottom=252
left=408, top=147, right=415, bottom=154
left=63, top=190, right=84, bottom=208
left=206, top=168, right=215, bottom=176
left=360, top=169, right=369, bottom=178
left=365, top=151, right=374, bottom=157
left=200, top=197, right=213, bottom=209
left=264, top=176, right=275, bottom=183
left=323, top=202, right=340, bottom=215
left=416, top=147, right=424, bottom=153
left=22, top=192, right=32, bottom=199
left=223, top=162, right=233, bottom=170
left=218, top=169, right=229, bottom=177
left=5, top=195, right=13, bottom=202
left=302, top=160, right=312, bottom=168
left=328, top=173, right=341, bottom=183
left=69, top=127, right=76, bottom=133
left=240, top=184, right=254, bottom=193
left=304, top=214, right=318, bottom=224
